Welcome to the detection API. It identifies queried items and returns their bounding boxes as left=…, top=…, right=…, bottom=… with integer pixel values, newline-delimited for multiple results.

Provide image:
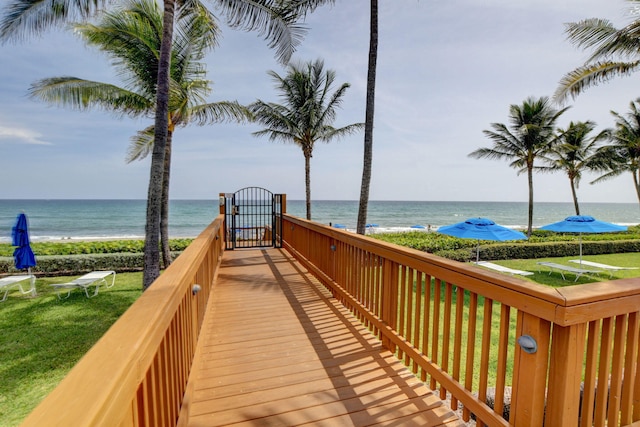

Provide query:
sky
left=0, top=0, right=639, bottom=203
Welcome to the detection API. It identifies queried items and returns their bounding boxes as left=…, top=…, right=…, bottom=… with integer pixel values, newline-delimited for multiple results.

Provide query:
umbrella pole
left=579, top=233, right=583, bottom=267
left=476, top=241, right=480, bottom=263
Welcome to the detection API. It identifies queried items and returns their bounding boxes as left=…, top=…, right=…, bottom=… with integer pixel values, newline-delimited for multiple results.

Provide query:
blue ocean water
left=0, top=199, right=638, bottom=242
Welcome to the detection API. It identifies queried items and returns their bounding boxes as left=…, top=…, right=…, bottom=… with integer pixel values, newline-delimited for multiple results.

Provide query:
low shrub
left=375, top=229, right=640, bottom=262
left=0, top=238, right=193, bottom=257
left=0, top=252, right=181, bottom=276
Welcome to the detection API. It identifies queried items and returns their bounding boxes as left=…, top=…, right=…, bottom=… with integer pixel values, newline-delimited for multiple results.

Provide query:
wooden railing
left=19, top=216, right=225, bottom=427
left=281, top=214, right=640, bottom=427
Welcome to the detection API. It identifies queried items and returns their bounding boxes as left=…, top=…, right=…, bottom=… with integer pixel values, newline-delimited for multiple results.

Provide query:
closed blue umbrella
left=438, top=217, right=527, bottom=262
left=540, top=215, right=627, bottom=265
left=12, top=213, right=36, bottom=271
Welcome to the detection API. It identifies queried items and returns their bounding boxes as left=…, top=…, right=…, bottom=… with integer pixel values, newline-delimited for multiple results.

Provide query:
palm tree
left=249, top=59, right=363, bottom=220
left=555, top=0, right=640, bottom=103
left=356, top=0, right=378, bottom=235
left=469, top=96, right=568, bottom=237
left=29, top=0, right=251, bottom=269
left=1, top=0, right=333, bottom=289
left=591, top=100, right=640, bottom=206
left=542, top=121, right=609, bottom=215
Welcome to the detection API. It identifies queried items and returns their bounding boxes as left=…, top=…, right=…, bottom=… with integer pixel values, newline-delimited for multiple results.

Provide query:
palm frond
left=29, top=76, right=151, bottom=115
left=186, top=101, right=253, bottom=126
left=555, top=60, right=640, bottom=103
left=0, top=0, right=110, bottom=42
left=590, top=169, right=626, bottom=184
left=126, top=125, right=155, bottom=163
left=564, top=18, right=619, bottom=51
left=215, top=0, right=310, bottom=64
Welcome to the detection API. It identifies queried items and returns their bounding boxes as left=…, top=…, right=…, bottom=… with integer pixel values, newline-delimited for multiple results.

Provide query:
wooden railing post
left=510, top=311, right=551, bottom=426
left=381, top=258, right=398, bottom=352
left=544, top=323, right=587, bottom=427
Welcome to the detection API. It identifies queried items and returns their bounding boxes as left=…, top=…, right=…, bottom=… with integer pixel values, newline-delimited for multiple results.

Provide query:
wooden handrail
left=19, top=216, right=225, bottom=427
left=282, top=215, right=640, bottom=324
left=280, top=214, right=640, bottom=427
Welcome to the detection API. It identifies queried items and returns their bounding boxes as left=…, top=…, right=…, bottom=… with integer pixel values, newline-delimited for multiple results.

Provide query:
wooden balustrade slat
left=451, top=285, right=465, bottom=411
left=463, top=292, right=478, bottom=422
left=609, top=315, right=628, bottom=425
left=440, top=282, right=453, bottom=401
left=581, top=320, right=600, bottom=427
left=622, top=312, right=640, bottom=424
left=477, top=298, right=493, bottom=427
left=398, top=265, right=407, bottom=362
left=431, top=278, right=442, bottom=391
left=494, top=304, right=510, bottom=422
left=421, top=272, right=432, bottom=383
left=413, top=270, right=423, bottom=374
left=595, top=317, right=615, bottom=426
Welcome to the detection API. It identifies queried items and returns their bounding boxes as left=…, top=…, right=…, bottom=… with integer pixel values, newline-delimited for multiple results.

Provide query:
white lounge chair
left=0, top=274, right=36, bottom=301
left=51, top=271, right=116, bottom=299
left=476, top=261, right=533, bottom=276
left=568, top=260, right=638, bottom=278
left=536, top=262, right=599, bottom=282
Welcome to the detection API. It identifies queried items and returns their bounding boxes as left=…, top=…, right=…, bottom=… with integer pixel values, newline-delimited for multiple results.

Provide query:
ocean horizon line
left=1, top=198, right=638, bottom=205
left=1, top=199, right=638, bottom=243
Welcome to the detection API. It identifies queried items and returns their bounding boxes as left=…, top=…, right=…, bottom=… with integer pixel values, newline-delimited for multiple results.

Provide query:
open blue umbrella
left=438, top=217, right=527, bottom=262
left=540, top=215, right=627, bottom=265
left=12, top=213, right=36, bottom=271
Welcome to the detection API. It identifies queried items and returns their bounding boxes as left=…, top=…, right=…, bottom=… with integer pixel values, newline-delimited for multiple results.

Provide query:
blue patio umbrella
left=437, top=217, right=527, bottom=262
left=12, top=213, right=36, bottom=271
left=540, top=215, right=627, bottom=265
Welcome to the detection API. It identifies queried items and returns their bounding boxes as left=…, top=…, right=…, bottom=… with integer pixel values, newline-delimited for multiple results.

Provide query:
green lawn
left=0, top=273, right=142, bottom=427
left=482, top=253, right=640, bottom=287
left=1, top=252, right=638, bottom=426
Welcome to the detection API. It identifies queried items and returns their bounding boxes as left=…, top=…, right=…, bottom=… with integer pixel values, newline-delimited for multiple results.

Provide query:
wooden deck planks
left=187, top=248, right=463, bottom=427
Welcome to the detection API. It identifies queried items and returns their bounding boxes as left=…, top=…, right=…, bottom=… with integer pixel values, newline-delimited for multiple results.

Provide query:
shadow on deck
left=187, top=248, right=463, bottom=426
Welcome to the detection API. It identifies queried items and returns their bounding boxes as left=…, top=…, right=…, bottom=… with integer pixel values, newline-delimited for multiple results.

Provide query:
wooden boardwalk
left=187, top=248, right=463, bottom=427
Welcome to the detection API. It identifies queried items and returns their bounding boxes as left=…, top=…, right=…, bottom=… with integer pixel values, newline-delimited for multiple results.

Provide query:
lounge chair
left=476, top=261, right=533, bottom=276
left=568, top=260, right=638, bottom=278
left=536, top=262, right=599, bottom=282
left=51, top=271, right=116, bottom=299
left=0, top=274, right=36, bottom=301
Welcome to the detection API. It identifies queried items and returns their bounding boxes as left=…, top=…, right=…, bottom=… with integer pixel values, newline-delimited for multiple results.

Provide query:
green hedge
left=0, top=252, right=181, bottom=276
left=0, top=238, right=193, bottom=257
left=433, top=240, right=640, bottom=262
left=373, top=227, right=640, bottom=262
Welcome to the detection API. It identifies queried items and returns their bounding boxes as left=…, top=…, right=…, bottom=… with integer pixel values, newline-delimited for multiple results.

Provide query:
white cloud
left=0, top=125, right=51, bottom=145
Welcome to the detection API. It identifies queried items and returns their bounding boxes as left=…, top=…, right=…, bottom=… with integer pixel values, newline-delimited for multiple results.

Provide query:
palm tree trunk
left=357, top=0, right=378, bottom=235
left=527, top=166, right=534, bottom=238
left=161, top=129, right=173, bottom=268
left=305, top=151, right=311, bottom=220
left=570, top=178, right=580, bottom=215
left=633, top=168, right=640, bottom=206
left=143, top=0, right=175, bottom=290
